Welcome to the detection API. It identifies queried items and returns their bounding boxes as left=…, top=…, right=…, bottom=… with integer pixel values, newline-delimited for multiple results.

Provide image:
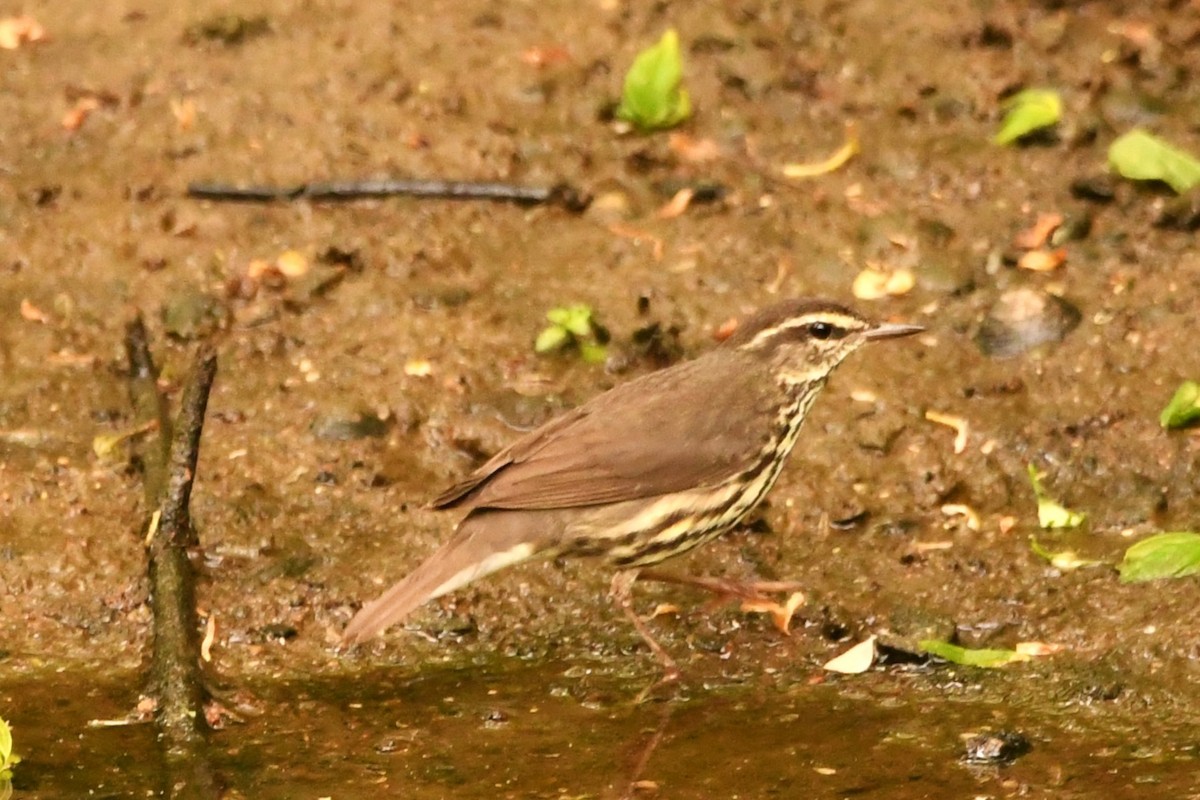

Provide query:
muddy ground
left=2, top=0, right=1200, bottom=797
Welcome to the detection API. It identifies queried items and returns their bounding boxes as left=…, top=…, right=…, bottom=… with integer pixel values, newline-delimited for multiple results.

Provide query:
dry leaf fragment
left=823, top=635, right=877, bottom=674
left=246, top=258, right=274, bottom=281
left=668, top=132, right=722, bottom=163
left=649, top=603, right=680, bottom=619
left=201, top=613, right=217, bottom=662
left=0, top=15, right=46, bottom=49
left=1014, top=212, right=1064, bottom=249
left=170, top=97, right=197, bottom=131
left=274, top=249, right=309, bottom=277
left=143, top=509, right=161, bottom=547
left=924, top=410, right=969, bottom=454
left=519, top=45, right=571, bottom=68
left=403, top=359, right=433, bottom=377
left=941, top=503, right=981, bottom=531
left=852, top=265, right=915, bottom=300
left=913, top=540, right=954, bottom=553
left=607, top=223, right=664, bottom=261
left=657, top=187, right=694, bottom=219
left=1018, top=248, right=1067, bottom=272
left=1108, top=20, right=1159, bottom=51
left=766, top=256, right=792, bottom=294
left=62, top=97, right=102, bottom=131
left=783, top=122, right=860, bottom=178
left=740, top=591, right=805, bottom=634
left=1015, top=641, right=1068, bottom=657
left=713, top=317, right=739, bottom=341
left=20, top=298, right=50, bottom=323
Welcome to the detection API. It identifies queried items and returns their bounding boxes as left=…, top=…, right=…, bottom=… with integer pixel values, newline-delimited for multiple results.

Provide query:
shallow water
left=3, top=0, right=1200, bottom=796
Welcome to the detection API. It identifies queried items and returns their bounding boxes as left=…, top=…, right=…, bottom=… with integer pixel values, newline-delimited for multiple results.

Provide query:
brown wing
left=432, top=350, right=777, bottom=511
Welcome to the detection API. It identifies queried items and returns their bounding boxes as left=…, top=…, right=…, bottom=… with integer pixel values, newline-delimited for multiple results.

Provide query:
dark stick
left=125, top=319, right=221, bottom=799
left=157, top=346, right=216, bottom=549
left=187, top=178, right=591, bottom=211
left=149, top=345, right=218, bottom=798
left=125, top=317, right=172, bottom=491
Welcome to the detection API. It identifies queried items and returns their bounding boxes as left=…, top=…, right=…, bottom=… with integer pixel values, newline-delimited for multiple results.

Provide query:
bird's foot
left=634, top=667, right=681, bottom=705
left=611, top=570, right=688, bottom=694
left=636, top=569, right=802, bottom=601
left=636, top=569, right=807, bottom=634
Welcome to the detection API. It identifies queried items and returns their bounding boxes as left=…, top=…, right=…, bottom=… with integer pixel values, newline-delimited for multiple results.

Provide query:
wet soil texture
left=2, top=0, right=1200, bottom=797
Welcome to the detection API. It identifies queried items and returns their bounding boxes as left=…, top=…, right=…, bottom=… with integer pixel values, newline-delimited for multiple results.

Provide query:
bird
left=342, top=298, right=922, bottom=675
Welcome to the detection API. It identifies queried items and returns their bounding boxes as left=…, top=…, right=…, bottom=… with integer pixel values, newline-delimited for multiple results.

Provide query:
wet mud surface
left=3, top=0, right=1200, bottom=796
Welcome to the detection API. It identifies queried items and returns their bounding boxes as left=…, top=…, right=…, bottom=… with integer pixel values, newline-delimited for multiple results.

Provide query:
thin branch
left=125, top=317, right=172, bottom=497
left=187, top=177, right=591, bottom=211
left=124, top=318, right=221, bottom=799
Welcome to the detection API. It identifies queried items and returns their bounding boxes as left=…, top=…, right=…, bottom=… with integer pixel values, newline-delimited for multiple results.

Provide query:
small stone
left=1155, top=189, right=1200, bottom=232
left=161, top=287, right=227, bottom=340
left=963, top=731, right=1031, bottom=764
left=1069, top=175, right=1116, bottom=204
left=260, top=623, right=298, bottom=642
left=311, top=408, right=391, bottom=441
left=584, top=190, right=634, bottom=224
left=975, top=288, right=1081, bottom=359
left=1050, top=212, right=1093, bottom=245
left=875, top=605, right=957, bottom=658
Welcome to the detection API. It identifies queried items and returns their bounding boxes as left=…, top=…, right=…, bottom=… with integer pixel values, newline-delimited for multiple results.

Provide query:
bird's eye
left=808, top=322, right=835, bottom=340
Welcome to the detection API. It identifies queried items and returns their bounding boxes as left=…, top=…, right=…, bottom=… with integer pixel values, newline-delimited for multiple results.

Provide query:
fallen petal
left=823, top=635, right=877, bottom=674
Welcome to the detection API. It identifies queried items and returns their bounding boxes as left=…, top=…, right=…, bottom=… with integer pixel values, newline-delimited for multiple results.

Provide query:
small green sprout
left=1108, top=129, right=1200, bottom=194
left=1160, top=381, right=1200, bottom=429
left=0, top=716, right=20, bottom=780
left=994, top=88, right=1062, bottom=145
left=1118, top=532, right=1200, bottom=583
left=1027, top=464, right=1086, bottom=529
left=535, top=304, right=608, bottom=364
left=1029, top=536, right=1101, bottom=571
left=616, top=29, right=691, bottom=131
left=919, top=640, right=1029, bottom=668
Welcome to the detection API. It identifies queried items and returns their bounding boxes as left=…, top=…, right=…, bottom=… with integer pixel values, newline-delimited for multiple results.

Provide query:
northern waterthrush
left=343, top=298, right=921, bottom=671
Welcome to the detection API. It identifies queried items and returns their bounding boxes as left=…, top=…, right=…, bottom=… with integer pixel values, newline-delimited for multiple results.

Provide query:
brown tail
left=341, top=510, right=549, bottom=645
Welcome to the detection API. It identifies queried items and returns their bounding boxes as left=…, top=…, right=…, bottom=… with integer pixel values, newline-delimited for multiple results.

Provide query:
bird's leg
left=609, top=570, right=681, bottom=686
left=618, top=700, right=676, bottom=800
left=636, top=568, right=805, bottom=602
left=635, top=569, right=807, bottom=634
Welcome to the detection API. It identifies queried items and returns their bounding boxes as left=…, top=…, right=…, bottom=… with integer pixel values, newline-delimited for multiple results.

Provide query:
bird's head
left=725, top=298, right=923, bottom=385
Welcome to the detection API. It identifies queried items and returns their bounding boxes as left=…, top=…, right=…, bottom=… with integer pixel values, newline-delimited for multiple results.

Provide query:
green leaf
left=1026, top=464, right=1086, bottom=529
left=534, top=325, right=570, bottom=354
left=919, top=640, right=1029, bottom=668
left=1160, top=381, right=1200, bottom=429
left=1118, top=532, right=1200, bottom=583
left=994, top=88, right=1062, bottom=145
left=1108, top=129, right=1200, bottom=194
left=0, top=718, right=10, bottom=766
left=545, top=304, right=594, bottom=336
left=562, top=304, right=595, bottom=338
left=0, top=716, right=18, bottom=777
left=616, top=29, right=692, bottom=131
left=579, top=341, right=608, bottom=364
left=1029, top=536, right=1101, bottom=571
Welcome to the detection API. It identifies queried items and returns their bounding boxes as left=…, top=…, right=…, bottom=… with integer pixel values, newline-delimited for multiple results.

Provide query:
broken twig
left=187, top=178, right=591, bottom=212
left=125, top=318, right=220, bottom=799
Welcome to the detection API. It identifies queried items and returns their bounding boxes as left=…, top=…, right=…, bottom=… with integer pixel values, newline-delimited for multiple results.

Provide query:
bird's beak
left=864, top=322, right=924, bottom=341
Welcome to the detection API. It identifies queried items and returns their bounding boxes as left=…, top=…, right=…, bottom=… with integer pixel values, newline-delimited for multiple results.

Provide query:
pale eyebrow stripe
left=743, top=313, right=863, bottom=349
